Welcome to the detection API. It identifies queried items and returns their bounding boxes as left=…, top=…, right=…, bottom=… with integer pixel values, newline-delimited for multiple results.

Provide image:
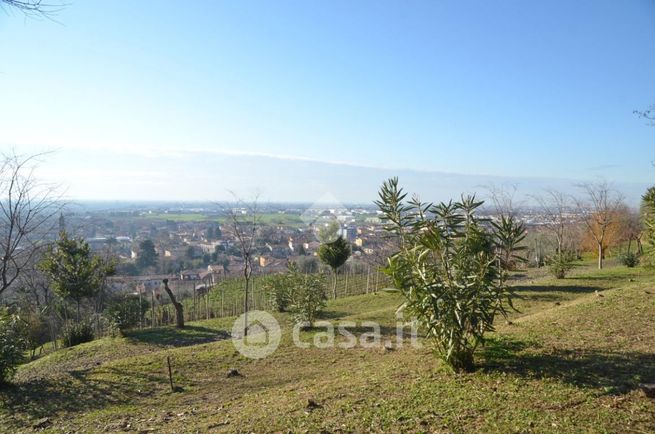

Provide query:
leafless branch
left=0, top=151, right=65, bottom=298
left=0, top=0, right=67, bottom=18
left=634, top=104, right=655, bottom=126
left=574, top=180, right=625, bottom=269
left=222, top=193, right=262, bottom=336
left=530, top=189, right=575, bottom=254
left=484, top=183, right=523, bottom=218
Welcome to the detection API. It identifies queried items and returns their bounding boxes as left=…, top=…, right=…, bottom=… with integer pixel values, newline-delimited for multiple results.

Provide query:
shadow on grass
left=125, top=325, right=230, bottom=347
left=0, top=365, right=165, bottom=425
left=513, top=285, right=602, bottom=294
left=318, top=310, right=350, bottom=320
left=567, top=274, right=639, bottom=282
left=482, top=337, right=655, bottom=395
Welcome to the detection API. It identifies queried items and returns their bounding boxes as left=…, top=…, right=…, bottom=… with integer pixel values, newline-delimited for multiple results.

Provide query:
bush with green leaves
left=547, top=251, right=578, bottom=279
left=376, top=177, right=514, bottom=372
left=619, top=251, right=640, bottom=268
left=262, top=271, right=295, bottom=312
left=61, top=321, right=94, bottom=347
left=23, top=310, right=51, bottom=359
left=104, top=294, right=149, bottom=330
left=0, top=309, right=27, bottom=383
left=264, top=263, right=327, bottom=324
left=289, top=272, right=327, bottom=326
left=492, top=215, right=527, bottom=271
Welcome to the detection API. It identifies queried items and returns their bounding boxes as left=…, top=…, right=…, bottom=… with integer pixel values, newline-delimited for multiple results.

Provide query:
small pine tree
left=318, top=236, right=351, bottom=299
left=40, top=232, right=114, bottom=321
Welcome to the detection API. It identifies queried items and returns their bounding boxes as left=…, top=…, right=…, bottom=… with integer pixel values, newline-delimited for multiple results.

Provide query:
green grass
left=151, top=271, right=391, bottom=325
left=1, top=264, right=654, bottom=433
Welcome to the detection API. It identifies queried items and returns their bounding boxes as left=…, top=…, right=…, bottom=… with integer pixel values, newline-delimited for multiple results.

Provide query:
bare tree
left=621, top=207, right=643, bottom=255
left=0, top=152, right=63, bottom=299
left=532, top=189, right=574, bottom=255
left=485, top=183, right=522, bottom=218
left=225, top=195, right=261, bottom=336
left=16, top=254, right=51, bottom=308
left=0, top=0, right=65, bottom=17
left=575, top=181, right=625, bottom=269
left=485, top=183, right=528, bottom=270
left=162, top=279, right=184, bottom=328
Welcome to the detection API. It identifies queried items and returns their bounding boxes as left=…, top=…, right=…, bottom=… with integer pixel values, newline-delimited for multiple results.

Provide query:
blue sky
left=0, top=0, right=654, bottom=202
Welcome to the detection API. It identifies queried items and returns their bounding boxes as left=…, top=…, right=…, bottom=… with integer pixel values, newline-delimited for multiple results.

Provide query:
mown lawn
left=0, top=264, right=654, bottom=433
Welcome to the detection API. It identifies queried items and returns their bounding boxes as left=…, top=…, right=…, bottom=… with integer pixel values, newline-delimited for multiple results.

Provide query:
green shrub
left=104, top=294, right=149, bottom=330
left=619, top=252, right=640, bottom=268
left=492, top=215, right=527, bottom=271
left=0, top=310, right=27, bottom=383
left=61, top=321, right=94, bottom=347
left=289, top=273, right=327, bottom=326
left=262, top=272, right=294, bottom=312
left=263, top=263, right=328, bottom=324
left=376, top=178, right=514, bottom=372
left=547, top=251, right=577, bottom=279
left=23, top=312, right=51, bottom=359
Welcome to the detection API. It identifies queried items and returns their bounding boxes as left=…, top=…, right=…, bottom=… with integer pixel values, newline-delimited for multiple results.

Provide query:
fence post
left=366, top=267, right=370, bottom=294
left=151, top=290, right=156, bottom=328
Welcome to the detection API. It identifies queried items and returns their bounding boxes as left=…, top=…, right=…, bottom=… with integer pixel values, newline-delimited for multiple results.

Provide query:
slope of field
left=1, top=265, right=654, bottom=433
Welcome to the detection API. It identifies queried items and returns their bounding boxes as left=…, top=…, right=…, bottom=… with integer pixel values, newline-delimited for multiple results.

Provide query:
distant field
left=139, top=213, right=215, bottom=222
left=1, top=263, right=654, bottom=433
left=138, top=212, right=305, bottom=226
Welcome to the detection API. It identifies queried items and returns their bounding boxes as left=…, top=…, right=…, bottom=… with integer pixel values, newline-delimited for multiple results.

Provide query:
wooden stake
left=167, top=355, right=174, bottom=392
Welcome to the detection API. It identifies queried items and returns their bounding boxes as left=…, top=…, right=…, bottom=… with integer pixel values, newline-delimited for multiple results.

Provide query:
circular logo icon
left=300, top=193, right=347, bottom=244
left=231, top=310, right=281, bottom=359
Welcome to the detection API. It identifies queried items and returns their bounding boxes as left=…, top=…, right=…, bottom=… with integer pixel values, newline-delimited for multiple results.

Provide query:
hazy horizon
left=29, top=152, right=650, bottom=207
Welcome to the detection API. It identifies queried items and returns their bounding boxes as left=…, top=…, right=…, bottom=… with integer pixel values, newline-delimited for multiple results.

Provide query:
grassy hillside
left=1, top=265, right=654, bottom=433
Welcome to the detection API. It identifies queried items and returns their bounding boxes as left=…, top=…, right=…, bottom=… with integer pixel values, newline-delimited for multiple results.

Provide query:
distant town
left=52, top=200, right=582, bottom=299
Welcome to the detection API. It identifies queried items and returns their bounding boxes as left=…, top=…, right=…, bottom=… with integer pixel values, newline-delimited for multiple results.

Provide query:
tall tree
left=40, top=232, right=114, bottom=321
left=136, top=239, right=158, bottom=270
left=486, top=183, right=521, bottom=218
left=226, top=195, right=261, bottom=336
left=58, top=212, right=66, bottom=233
left=318, top=235, right=351, bottom=299
left=0, top=153, right=62, bottom=299
left=576, top=181, right=625, bottom=269
left=532, top=190, right=573, bottom=255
